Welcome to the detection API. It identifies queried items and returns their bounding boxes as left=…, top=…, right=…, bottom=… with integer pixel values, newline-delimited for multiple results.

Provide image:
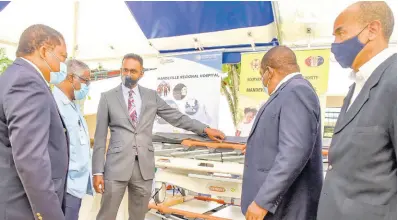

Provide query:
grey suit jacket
left=317, top=54, right=397, bottom=220
left=0, top=58, right=69, bottom=220
left=241, top=75, right=323, bottom=220
left=92, top=85, right=207, bottom=181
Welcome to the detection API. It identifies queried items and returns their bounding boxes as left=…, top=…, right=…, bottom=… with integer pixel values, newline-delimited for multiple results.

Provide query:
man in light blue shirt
left=52, top=59, right=93, bottom=220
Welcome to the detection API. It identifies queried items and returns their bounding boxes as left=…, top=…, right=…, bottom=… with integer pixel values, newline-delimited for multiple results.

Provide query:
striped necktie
left=128, top=90, right=138, bottom=127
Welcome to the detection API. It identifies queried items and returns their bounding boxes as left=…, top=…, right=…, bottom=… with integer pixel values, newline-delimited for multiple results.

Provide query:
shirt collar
left=350, top=48, right=396, bottom=84
left=122, top=83, right=139, bottom=95
left=19, top=57, right=49, bottom=86
left=53, top=86, right=72, bottom=105
left=271, top=72, right=301, bottom=95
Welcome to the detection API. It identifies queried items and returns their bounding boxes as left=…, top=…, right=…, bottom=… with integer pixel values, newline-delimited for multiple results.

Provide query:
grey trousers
left=96, top=159, right=153, bottom=220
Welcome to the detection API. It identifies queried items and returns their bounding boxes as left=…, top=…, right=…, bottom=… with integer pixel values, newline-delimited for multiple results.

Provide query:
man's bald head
left=259, top=46, right=300, bottom=95
left=336, top=1, right=394, bottom=42
left=261, top=46, right=300, bottom=74
left=355, top=1, right=394, bottom=41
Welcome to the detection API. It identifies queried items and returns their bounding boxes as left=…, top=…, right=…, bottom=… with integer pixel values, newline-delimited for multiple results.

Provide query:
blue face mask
left=261, top=69, right=270, bottom=95
left=43, top=51, right=67, bottom=84
left=331, top=26, right=368, bottom=68
left=49, top=62, right=67, bottom=84
left=74, top=83, right=89, bottom=100
left=263, top=85, right=269, bottom=95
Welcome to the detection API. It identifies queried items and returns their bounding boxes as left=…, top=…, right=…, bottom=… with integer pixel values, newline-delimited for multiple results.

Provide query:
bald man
left=241, top=46, right=323, bottom=220
left=317, top=2, right=396, bottom=220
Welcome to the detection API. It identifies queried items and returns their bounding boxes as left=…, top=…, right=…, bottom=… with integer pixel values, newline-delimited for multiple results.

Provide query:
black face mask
left=121, top=75, right=139, bottom=88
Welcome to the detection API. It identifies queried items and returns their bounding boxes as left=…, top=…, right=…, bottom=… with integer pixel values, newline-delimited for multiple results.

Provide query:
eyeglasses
left=121, top=68, right=142, bottom=75
left=74, top=74, right=90, bottom=86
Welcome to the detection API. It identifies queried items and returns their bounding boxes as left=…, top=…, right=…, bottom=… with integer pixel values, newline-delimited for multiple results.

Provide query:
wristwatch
left=201, top=126, right=210, bottom=137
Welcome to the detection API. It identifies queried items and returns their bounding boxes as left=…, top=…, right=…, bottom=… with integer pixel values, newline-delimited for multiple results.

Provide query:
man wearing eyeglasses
left=52, top=59, right=93, bottom=220
left=93, top=53, right=225, bottom=220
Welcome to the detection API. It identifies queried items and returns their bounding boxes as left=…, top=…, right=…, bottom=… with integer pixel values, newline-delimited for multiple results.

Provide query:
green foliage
left=221, top=63, right=241, bottom=128
left=0, top=48, right=12, bottom=75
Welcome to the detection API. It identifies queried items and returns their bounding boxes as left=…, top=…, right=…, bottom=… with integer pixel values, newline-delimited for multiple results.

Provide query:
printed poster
left=153, top=52, right=222, bottom=134
left=236, top=49, right=330, bottom=137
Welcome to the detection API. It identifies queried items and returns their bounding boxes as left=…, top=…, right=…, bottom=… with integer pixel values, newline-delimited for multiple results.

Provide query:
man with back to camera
left=92, top=53, right=226, bottom=220
left=242, top=46, right=323, bottom=220
left=317, top=2, right=397, bottom=220
left=52, top=59, right=94, bottom=220
left=0, top=24, right=69, bottom=220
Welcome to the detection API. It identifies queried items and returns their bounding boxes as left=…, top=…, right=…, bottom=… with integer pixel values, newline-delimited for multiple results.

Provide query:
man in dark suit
left=0, top=24, right=69, bottom=220
left=242, top=46, right=323, bottom=220
left=317, top=2, right=396, bottom=220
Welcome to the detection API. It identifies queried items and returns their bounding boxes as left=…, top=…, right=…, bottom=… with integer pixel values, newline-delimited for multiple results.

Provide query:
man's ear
left=38, top=45, right=48, bottom=60
left=368, top=20, right=382, bottom=41
left=267, top=67, right=274, bottom=79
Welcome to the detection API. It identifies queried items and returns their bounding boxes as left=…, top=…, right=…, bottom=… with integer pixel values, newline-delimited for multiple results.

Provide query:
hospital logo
left=250, top=59, right=260, bottom=71
left=305, top=56, right=324, bottom=67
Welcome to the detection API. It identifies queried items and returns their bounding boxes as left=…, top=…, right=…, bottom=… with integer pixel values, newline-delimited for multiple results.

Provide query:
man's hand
left=242, top=145, right=246, bottom=154
left=246, top=201, right=268, bottom=220
left=204, top=127, right=225, bottom=142
left=93, top=175, right=105, bottom=194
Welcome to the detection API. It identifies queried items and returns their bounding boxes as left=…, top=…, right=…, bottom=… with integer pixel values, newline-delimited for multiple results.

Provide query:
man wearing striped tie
left=92, top=53, right=225, bottom=220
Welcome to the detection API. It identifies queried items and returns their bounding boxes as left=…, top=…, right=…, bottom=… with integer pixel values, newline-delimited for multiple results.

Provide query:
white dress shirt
left=348, top=48, right=396, bottom=110
left=19, top=57, right=49, bottom=86
left=121, top=84, right=142, bottom=120
left=271, top=72, right=302, bottom=95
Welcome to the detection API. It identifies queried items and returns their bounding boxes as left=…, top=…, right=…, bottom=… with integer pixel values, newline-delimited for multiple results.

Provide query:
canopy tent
left=0, top=0, right=397, bottom=96
left=0, top=1, right=279, bottom=66
left=277, top=0, right=398, bottom=47
left=126, top=1, right=278, bottom=55
left=0, top=0, right=158, bottom=65
left=1, top=1, right=396, bottom=61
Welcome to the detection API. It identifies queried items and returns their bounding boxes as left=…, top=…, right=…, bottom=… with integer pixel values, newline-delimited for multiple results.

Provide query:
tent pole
left=72, top=1, right=80, bottom=58
left=271, top=1, right=283, bottom=45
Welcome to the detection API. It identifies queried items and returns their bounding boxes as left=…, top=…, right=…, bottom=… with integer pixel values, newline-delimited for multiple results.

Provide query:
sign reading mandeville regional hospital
left=239, top=49, right=331, bottom=100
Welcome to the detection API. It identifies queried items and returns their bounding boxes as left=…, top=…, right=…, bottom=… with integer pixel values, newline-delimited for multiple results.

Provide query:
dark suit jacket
left=241, top=75, right=323, bottom=220
left=317, top=54, right=397, bottom=220
left=0, top=58, right=69, bottom=220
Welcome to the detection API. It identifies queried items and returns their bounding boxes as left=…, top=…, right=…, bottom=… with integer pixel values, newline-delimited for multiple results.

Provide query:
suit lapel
left=334, top=54, right=396, bottom=134
left=115, top=85, right=135, bottom=129
left=248, top=75, right=301, bottom=139
left=248, top=92, right=279, bottom=138
left=333, top=83, right=355, bottom=133
left=16, top=59, right=70, bottom=153
left=136, top=85, right=148, bottom=132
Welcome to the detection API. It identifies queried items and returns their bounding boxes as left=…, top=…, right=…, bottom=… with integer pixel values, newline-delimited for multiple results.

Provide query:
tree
left=221, top=63, right=241, bottom=128
left=0, top=48, right=12, bottom=75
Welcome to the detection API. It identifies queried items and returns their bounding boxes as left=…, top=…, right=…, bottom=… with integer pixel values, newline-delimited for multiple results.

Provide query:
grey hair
left=66, top=59, right=90, bottom=77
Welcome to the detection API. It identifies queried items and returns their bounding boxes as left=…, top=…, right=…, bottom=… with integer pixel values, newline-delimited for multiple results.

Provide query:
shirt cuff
left=93, top=173, right=103, bottom=176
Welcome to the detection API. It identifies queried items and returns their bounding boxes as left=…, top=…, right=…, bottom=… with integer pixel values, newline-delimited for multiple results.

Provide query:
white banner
left=153, top=52, right=222, bottom=133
